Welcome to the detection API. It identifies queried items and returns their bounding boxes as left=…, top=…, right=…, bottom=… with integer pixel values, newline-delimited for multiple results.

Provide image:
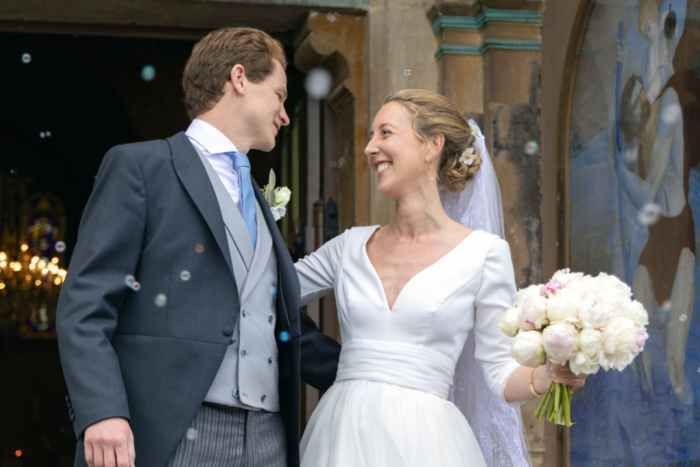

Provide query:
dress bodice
left=295, top=226, right=521, bottom=403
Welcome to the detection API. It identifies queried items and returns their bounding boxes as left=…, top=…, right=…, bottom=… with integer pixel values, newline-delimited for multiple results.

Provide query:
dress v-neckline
left=363, top=226, right=480, bottom=312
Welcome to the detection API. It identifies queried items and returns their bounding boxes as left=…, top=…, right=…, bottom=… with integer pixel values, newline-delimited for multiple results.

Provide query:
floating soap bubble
left=55, top=241, right=66, bottom=253
left=155, top=294, right=167, bottom=307
left=141, top=65, right=156, bottom=82
left=132, top=282, right=141, bottom=291
left=403, top=69, right=412, bottom=77
left=46, top=131, right=51, bottom=137
left=624, top=149, right=638, bottom=163
left=278, top=331, right=290, bottom=343
left=638, top=203, right=661, bottom=226
left=679, top=314, right=687, bottom=322
left=22, top=53, right=31, bottom=64
left=661, top=103, right=682, bottom=125
left=40, top=132, right=46, bottom=139
left=304, top=68, right=332, bottom=100
left=524, top=141, right=539, bottom=156
left=125, top=275, right=136, bottom=288
left=185, top=428, right=198, bottom=441
left=180, top=270, right=191, bottom=281
left=661, top=300, right=672, bottom=311
left=195, top=244, right=204, bottom=253
left=269, top=286, right=277, bottom=295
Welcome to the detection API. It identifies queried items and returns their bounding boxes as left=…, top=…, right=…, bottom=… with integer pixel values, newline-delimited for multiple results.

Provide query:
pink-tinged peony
left=499, top=307, right=521, bottom=338
left=542, top=321, right=579, bottom=364
left=519, top=295, right=549, bottom=330
left=511, top=330, right=546, bottom=368
left=544, top=279, right=563, bottom=297
left=599, top=316, right=640, bottom=371
left=547, top=289, right=582, bottom=323
left=570, top=327, right=603, bottom=375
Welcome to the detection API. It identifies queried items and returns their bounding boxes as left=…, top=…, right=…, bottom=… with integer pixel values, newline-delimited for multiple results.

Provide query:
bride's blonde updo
left=384, top=89, right=481, bottom=192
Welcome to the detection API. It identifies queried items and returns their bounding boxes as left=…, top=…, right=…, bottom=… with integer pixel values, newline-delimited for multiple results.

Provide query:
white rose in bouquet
left=570, top=327, right=603, bottom=375
left=513, top=284, right=541, bottom=308
left=578, top=294, right=615, bottom=329
left=511, top=330, right=546, bottom=368
left=542, top=321, right=579, bottom=364
left=499, top=307, right=521, bottom=338
left=519, top=295, right=549, bottom=331
left=547, top=289, right=582, bottom=323
left=599, top=316, right=646, bottom=371
left=619, top=300, right=649, bottom=327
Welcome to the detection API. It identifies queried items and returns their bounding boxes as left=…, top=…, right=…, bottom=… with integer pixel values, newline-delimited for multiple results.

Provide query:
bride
left=294, top=90, right=587, bottom=467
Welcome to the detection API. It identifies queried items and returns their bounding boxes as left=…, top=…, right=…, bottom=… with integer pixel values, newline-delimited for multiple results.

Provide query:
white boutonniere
left=459, top=147, right=476, bottom=166
left=263, top=169, right=291, bottom=221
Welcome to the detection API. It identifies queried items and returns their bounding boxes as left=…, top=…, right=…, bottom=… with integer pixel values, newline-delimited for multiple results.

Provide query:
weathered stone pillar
left=429, top=2, right=556, bottom=466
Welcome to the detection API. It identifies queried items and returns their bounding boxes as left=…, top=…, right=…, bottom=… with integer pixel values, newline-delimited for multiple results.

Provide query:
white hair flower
left=469, top=122, right=482, bottom=139
left=459, top=147, right=476, bottom=166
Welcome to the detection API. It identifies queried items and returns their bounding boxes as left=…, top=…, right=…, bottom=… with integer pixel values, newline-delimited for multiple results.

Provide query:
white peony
left=511, top=330, right=546, bottom=368
left=542, top=321, right=579, bottom=363
left=499, top=307, right=521, bottom=338
left=570, top=327, right=603, bottom=375
left=547, top=288, right=582, bottom=323
left=513, top=284, right=541, bottom=308
left=595, top=273, right=632, bottom=299
left=619, top=300, right=649, bottom=327
left=578, top=294, right=615, bottom=329
left=552, top=269, right=585, bottom=287
left=519, top=294, right=549, bottom=330
left=599, top=316, right=642, bottom=371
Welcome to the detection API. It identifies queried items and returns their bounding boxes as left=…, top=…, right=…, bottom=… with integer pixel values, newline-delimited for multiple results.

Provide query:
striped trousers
left=168, top=402, right=287, bottom=467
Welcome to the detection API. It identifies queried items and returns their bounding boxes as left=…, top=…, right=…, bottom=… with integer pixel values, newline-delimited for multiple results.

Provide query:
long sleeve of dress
left=473, top=238, right=525, bottom=408
left=295, top=230, right=349, bottom=306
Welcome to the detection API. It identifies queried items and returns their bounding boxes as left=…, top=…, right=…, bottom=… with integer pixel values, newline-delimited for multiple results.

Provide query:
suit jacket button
left=222, top=326, right=233, bottom=336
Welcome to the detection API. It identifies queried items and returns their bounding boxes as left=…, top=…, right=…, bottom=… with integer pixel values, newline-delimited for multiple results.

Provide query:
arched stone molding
left=294, top=12, right=368, bottom=230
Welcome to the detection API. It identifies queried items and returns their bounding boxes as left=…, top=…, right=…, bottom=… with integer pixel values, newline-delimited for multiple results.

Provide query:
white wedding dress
left=295, top=225, right=525, bottom=467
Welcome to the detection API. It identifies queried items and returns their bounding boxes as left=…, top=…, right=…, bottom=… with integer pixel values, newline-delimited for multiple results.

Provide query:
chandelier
left=0, top=244, right=67, bottom=338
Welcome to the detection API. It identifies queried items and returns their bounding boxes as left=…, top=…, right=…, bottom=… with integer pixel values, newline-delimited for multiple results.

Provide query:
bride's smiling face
left=365, top=102, right=436, bottom=199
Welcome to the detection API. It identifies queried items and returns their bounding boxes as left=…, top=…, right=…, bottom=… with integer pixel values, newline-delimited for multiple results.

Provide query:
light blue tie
left=225, top=151, right=257, bottom=249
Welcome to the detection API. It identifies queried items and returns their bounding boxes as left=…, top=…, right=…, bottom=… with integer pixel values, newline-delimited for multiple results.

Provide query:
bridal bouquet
left=499, top=269, right=649, bottom=426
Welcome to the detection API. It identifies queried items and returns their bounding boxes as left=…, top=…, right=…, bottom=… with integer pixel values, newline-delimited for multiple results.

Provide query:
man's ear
left=230, top=64, right=247, bottom=96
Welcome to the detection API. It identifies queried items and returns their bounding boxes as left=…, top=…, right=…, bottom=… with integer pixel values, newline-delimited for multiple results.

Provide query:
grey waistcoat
left=195, top=147, right=280, bottom=412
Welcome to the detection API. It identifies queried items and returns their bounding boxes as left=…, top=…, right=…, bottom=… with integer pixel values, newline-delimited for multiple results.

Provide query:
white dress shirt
left=186, top=119, right=242, bottom=212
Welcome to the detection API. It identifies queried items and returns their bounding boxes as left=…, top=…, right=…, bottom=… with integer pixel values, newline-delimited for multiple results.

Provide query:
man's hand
left=84, top=417, right=135, bottom=467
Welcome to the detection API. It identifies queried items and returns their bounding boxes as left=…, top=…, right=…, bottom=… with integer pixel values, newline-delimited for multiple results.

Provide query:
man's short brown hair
left=183, top=27, right=287, bottom=120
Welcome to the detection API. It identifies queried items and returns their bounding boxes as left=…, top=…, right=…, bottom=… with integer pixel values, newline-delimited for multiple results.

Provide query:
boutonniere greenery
left=263, top=169, right=291, bottom=221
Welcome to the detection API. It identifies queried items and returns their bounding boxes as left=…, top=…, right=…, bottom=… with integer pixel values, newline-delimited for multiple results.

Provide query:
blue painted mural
left=568, top=0, right=700, bottom=465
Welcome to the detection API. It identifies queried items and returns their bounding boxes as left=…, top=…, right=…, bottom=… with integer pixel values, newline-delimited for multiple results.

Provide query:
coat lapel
left=167, top=132, right=234, bottom=278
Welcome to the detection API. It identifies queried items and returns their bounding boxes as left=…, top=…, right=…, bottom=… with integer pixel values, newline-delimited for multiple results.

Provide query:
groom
left=56, top=27, right=341, bottom=467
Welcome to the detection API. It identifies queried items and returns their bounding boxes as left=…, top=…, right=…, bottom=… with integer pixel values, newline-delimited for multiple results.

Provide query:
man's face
left=243, top=60, right=290, bottom=152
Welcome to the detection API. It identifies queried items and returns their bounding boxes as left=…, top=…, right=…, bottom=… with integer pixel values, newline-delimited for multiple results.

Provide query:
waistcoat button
left=232, top=389, right=239, bottom=398
left=261, top=394, right=266, bottom=402
left=268, top=315, right=274, bottom=324
left=241, top=350, right=247, bottom=357
left=268, top=357, right=273, bottom=364
left=222, top=326, right=233, bottom=336
left=242, top=309, right=247, bottom=317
